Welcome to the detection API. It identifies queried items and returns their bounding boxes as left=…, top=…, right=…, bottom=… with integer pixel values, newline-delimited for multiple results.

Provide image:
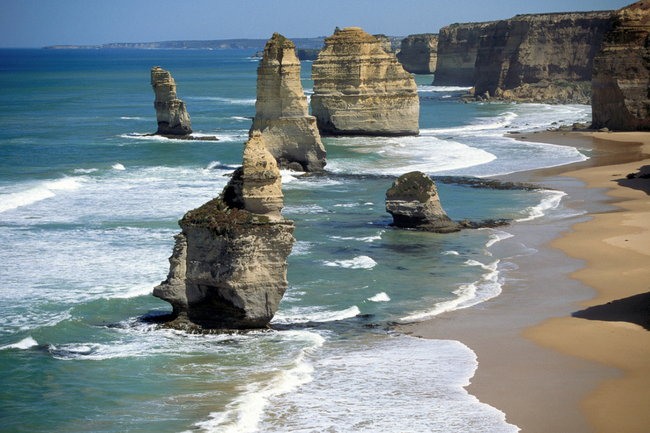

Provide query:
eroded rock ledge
left=153, top=131, right=295, bottom=330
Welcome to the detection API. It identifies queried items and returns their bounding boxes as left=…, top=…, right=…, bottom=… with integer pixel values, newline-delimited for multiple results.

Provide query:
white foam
left=120, top=116, right=146, bottom=120
left=272, top=306, right=361, bottom=324
left=112, top=163, right=126, bottom=171
left=442, top=250, right=460, bottom=256
left=368, top=292, right=390, bottom=302
left=74, top=168, right=98, bottom=174
left=486, top=230, right=514, bottom=248
left=402, top=259, right=502, bottom=321
left=422, top=111, right=518, bottom=135
left=323, top=255, right=377, bottom=269
left=418, top=85, right=473, bottom=93
left=190, top=96, right=256, bottom=105
left=0, top=336, right=38, bottom=350
left=280, top=169, right=303, bottom=184
left=0, top=177, right=83, bottom=213
left=516, top=190, right=566, bottom=222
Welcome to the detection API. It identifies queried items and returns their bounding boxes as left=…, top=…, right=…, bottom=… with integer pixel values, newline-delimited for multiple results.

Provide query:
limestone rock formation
left=434, top=22, right=495, bottom=86
left=473, top=12, right=612, bottom=104
left=397, top=34, right=438, bottom=74
left=151, top=66, right=192, bottom=135
left=372, top=34, right=394, bottom=53
left=250, top=33, right=326, bottom=171
left=153, top=131, right=295, bottom=330
left=385, top=171, right=460, bottom=233
left=311, top=27, right=419, bottom=136
left=592, top=1, right=650, bottom=130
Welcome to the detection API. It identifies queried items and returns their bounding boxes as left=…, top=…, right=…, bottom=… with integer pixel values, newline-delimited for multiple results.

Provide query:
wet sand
left=399, top=131, right=650, bottom=432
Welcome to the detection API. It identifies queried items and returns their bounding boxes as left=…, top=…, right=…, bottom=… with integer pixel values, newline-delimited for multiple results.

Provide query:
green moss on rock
left=386, top=171, right=434, bottom=203
left=180, top=197, right=270, bottom=237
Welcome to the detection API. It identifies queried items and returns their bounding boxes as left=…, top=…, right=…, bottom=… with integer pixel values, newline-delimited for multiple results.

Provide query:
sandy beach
left=400, top=130, right=650, bottom=432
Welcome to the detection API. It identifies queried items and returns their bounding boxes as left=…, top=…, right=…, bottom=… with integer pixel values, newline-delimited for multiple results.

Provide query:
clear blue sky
left=0, top=0, right=634, bottom=48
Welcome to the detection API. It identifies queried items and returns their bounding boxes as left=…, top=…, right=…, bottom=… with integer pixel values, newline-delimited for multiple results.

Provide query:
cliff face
left=151, top=66, right=192, bottom=135
left=311, top=27, right=419, bottom=136
left=251, top=33, right=326, bottom=171
left=397, top=34, right=438, bottom=74
left=385, top=171, right=460, bottom=233
left=434, top=22, right=494, bottom=86
left=592, top=1, right=650, bottom=130
left=474, top=12, right=612, bottom=103
left=154, top=131, right=295, bottom=330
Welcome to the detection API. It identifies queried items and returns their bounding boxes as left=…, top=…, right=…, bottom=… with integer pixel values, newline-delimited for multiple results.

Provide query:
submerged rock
left=311, top=27, right=419, bottom=136
left=592, top=1, right=650, bottom=130
left=151, top=66, right=192, bottom=135
left=153, top=131, right=295, bottom=330
left=250, top=33, right=326, bottom=171
left=385, top=171, right=460, bottom=233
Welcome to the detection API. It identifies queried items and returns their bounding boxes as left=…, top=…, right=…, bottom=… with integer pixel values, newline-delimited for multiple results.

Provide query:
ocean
left=0, top=48, right=591, bottom=432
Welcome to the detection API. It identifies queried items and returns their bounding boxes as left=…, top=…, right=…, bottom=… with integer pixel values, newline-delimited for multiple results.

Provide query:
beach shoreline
left=399, top=130, right=650, bottom=432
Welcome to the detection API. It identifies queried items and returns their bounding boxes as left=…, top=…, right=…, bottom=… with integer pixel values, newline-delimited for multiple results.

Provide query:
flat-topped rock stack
left=250, top=33, right=326, bottom=171
left=151, top=66, right=192, bottom=135
left=153, top=131, right=295, bottom=330
left=592, top=1, right=650, bottom=130
left=385, top=171, right=460, bottom=233
left=397, top=34, right=438, bottom=74
left=311, top=27, right=420, bottom=136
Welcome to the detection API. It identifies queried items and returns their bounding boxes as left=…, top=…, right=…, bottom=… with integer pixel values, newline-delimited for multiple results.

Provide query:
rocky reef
left=385, top=171, right=460, bottom=233
left=473, top=11, right=612, bottom=104
left=311, top=27, right=419, bottom=136
left=397, top=34, right=438, bottom=74
left=153, top=131, right=295, bottom=330
left=434, top=22, right=495, bottom=86
left=151, top=66, right=192, bottom=135
left=250, top=33, right=327, bottom=171
left=592, top=1, right=650, bottom=130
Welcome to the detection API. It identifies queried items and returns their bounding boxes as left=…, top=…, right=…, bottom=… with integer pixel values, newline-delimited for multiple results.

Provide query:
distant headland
left=42, top=38, right=329, bottom=50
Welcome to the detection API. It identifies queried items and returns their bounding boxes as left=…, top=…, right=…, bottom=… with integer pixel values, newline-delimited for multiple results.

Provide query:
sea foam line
left=516, top=190, right=567, bottom=222
left=0, top=177, right=84, bottom=213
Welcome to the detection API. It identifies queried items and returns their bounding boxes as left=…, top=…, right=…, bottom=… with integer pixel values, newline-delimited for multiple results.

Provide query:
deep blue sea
left=0, top=48, right=591, bottom=432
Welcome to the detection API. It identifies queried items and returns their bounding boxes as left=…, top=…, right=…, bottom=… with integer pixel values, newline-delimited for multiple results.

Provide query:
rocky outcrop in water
left=153, top=131, right=295, bottom=330
left=151, top=66, right=192, bottom=135
left=473, top=12, right=612, bottom=104
left=386, top=171, right=460, bottom=233
left=397, top=34, right=438, bottom=74
left=434, top=22, right=495, bottom=86
left=311, top=27, right=419, bottom=136
left=250, top=33, right=326, bottom=171
left=592, top=1, right=650, bottom=130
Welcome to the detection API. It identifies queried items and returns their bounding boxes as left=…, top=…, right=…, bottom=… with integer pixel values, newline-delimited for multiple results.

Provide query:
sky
left=0, top=0, right=635, bottom=48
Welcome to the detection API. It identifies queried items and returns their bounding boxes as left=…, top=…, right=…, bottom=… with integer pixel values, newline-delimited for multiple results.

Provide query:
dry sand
left=399, top=131, right=650, bottom=432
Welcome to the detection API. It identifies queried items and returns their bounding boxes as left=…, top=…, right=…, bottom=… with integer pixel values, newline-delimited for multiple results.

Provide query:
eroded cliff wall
left=397, top=34, right=438, bottom=74
left=434, top=22, right=494, bottom=86
left=592, top=1, right=650, bottom=130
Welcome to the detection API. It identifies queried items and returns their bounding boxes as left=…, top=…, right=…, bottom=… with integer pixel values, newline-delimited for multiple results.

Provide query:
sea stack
left=386, top=171, right=460, bottom=233
left=397, top=34, right=438, bottom=74
left=434, top=22, right=494, bottom=86
left=311, top=27, right=419, bottom=136
left=250, top=33, right=326, bottom=171
left=592, top=1, right=650, bottom=131
left=151, top=66, right=192, bottom=135
left=153, top=131, right=295, bottom=330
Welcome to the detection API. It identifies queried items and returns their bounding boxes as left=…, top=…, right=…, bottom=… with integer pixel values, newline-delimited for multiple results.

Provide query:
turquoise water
left=0, top=49, right=591, bottom=432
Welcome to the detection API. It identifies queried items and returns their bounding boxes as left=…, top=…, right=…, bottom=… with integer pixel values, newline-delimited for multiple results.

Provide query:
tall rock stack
left=311, top=27, right=420, bottom=136
left=397, top=34, right=438, bottom=74
left=434, top=22, right=494, bottom=86
left=473, top=12, right=612, bottom=103
left=592, top=1, right=650, bottom=131
left=151, top=66, right=192, bottom=135
left=250, top=33, right=327, bottom=171
left=153, top=131, right=295, bottom=330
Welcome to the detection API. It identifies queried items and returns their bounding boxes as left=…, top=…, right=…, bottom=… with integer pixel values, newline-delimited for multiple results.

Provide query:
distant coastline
left=42, top=38, right=328, bottom=50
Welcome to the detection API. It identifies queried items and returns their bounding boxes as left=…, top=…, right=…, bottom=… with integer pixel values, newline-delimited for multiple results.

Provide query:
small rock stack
left=151, top=66, right=192, bottom=135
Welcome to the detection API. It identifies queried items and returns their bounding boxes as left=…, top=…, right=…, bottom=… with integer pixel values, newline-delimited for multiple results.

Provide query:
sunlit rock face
left=397, top=34, right=438, bottom=74
left=250, top=33, right=326, bottom=171
left=592, top=1, right=650, bottom=131
left=151, top=66, right=192, bottom=135
left=311, top=27, right=419, bottom=136
left=153, top=132, right=295, bottom=330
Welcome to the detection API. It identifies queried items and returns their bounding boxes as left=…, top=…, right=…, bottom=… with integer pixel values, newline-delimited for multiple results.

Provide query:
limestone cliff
left=385, top=171, right=460, bottom=233
left=592, top=1, right=650, bottom=130
left=473, top=11, right=612, bottom=103
left=250, top=33, right=326, bottom=171
left=397, top=34, right=438, bottom=74
left=372, top=34, right=394, bottom=53
left=151, top=66, right=192, bottom=135
left=311, top=27, right=419, bottom=136
left=434, top=22, right=495, bottom=86
left=153, top=131, right=295, bottom=330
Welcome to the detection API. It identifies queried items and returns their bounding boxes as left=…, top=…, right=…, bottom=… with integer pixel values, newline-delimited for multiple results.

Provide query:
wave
left=442, top=250, right=459, bottom=256
left=0, top=177, right=83, bottom=213
left=486, top=230, right=514, bottom=248
left=0, top=336, right=38, bottom=350
left=422, top=111, right=518, bottom=135
left=330, top=232, right=383, bottom=243
left=516, top=190, right=566, bottom=222
left=112, top=163, right=126, bottom=171
left=323, top=255, right=377, bottom=269
left=368, top=292, right=390, bottom=302
left=272, top=306, right=361, bottom=324
left=418, top=85, right=473, bottom=93
left=120, top=116, right=147, bottom=121
left=402, top=259, right=502, bottom=321
left=190, top=96, right=256, bottom=105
